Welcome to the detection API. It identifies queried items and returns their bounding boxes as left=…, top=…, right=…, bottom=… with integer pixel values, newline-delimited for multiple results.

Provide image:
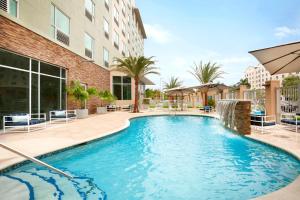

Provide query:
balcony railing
left=56, top=29, right=70, bottom=46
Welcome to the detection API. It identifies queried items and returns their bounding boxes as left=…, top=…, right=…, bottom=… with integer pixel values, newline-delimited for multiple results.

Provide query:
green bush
left=207, top=99, right=215, bottom=107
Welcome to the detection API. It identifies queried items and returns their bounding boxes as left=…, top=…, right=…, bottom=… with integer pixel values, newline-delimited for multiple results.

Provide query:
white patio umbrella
left=249, top=41, right=300, bottom=75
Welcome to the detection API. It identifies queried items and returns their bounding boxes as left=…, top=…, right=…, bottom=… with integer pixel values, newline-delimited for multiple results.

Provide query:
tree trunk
left=134, top=77, right=139, bottom=113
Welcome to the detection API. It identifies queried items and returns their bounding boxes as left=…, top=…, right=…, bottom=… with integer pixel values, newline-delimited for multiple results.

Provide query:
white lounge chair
left=3, top=113, right=46, bottom=133
left=49, top=110, right=76, bottom=124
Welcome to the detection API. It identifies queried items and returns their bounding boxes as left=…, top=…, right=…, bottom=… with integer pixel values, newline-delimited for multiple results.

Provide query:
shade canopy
left=187, top=83, right=228, bottom=92
left=164, top=86, right=194, bottom=96
left=249, top=41, right=300, bottom=75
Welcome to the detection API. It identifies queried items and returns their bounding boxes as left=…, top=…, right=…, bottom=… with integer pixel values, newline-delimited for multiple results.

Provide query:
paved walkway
left=0, top=110, right=299, bottom=199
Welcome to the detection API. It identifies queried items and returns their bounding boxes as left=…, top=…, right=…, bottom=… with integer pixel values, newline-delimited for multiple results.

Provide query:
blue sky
left=136, top=0, right=300, bottom=88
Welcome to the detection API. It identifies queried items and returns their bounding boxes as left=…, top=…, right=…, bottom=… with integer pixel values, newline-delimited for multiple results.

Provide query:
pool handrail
left=0, top=143, right=73, bottom=179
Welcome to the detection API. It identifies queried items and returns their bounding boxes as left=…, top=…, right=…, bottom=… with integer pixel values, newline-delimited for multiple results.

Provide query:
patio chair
left=204, top=106, right=212, bottom=113
left=250, top=112, right=276, bottom=133
left=122, top=105, right=133, bottom=112
left=281, top=113, right=300, bottom=133
left=107, top=105, right=117, bottom=112
left=3, top=113, right=46, bottom=133
left=49, top=110, right=77, bottom=124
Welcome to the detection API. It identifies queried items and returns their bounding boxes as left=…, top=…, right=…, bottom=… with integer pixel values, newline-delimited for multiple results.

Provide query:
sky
left=135, top=0, right=300, bottom=89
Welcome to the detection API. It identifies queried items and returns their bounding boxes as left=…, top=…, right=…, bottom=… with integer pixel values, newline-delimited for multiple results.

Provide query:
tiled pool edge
left=0, top=112, right=299, bottom=199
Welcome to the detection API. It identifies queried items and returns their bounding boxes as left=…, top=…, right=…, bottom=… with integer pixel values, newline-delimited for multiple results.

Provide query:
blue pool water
left=1, top=116, right=300, bottom=200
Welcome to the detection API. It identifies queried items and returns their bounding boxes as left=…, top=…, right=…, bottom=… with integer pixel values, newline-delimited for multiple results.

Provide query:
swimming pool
left=1, top=115, right=300, bottom=199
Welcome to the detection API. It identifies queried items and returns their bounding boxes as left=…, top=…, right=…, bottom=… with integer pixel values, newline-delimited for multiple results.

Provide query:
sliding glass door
left=0, top=49, right=67, bottom=129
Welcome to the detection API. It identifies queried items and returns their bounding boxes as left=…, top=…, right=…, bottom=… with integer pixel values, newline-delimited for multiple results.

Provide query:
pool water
left=1, top=116, right=300, bottom=200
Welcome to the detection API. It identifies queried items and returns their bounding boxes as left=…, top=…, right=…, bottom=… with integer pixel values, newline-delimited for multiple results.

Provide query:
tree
left=164, top=76, right=182, bottom=89
left=238, top=78, right=251, bottom=88
left=113, top=56, right=159, bottom=113
left=189, top=61, right=224, bottom=84
left=189, top=61, right=224, bottom=105
left=282, top=75, right=300, bottom=88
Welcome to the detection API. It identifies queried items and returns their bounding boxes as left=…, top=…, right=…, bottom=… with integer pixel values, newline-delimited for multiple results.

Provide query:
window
left=51, top=4, right=70, bottom=46
left=121, top=0, right=125, bottom=15
left=121, top=20, right=126, bottom=36
left=104, top=0, right=109, bottom=10
left=0, top=49, right=66, bottom=128
left=103, top=47, right=109, bottom=67
left=121, top=41, right=125, bottom=56
left=113, top=6, right=119, bottom=25
left=0, top=0, right=18, bottom=17
left=113, top=31, right=119, bottom=49
left=85, top=0, right=95, bottom=22
left=84, top=33, right=94, bottom=58
left=113, top=76, right=131, bottom=100
left=103, top=17, right=109, bottom=39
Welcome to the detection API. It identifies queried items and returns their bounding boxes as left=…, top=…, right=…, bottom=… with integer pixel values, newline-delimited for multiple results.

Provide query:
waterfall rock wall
left=217, top=100, right=251, bottom=135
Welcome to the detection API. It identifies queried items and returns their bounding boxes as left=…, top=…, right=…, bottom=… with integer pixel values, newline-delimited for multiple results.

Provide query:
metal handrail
left=0, top=143, right=73, bottom=179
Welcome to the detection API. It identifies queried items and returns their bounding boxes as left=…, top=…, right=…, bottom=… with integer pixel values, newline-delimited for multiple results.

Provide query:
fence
left=277, top=86, right=299, bottom=113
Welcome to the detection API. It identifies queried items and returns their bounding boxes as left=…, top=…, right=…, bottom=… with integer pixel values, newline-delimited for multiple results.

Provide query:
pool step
left=0, top=168, right=106, bottom=200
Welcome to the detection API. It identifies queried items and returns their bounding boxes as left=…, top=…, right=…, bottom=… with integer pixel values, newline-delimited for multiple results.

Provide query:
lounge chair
left=3, top=113, right=46, bottom=133
left=251, top=112, right=276, bottom=133
left=204, top=106, right=212, bottom=113
left=122, top=105, right=133, bottom=112
left=49, top=110, right=76, bottom=124
left=281, top=113, right=300, bottom=133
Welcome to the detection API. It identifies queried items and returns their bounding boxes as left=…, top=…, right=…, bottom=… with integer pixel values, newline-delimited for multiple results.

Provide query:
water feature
left=217, top=100, right=239, bottom=129
left=1, top=116, right=299, bottom=199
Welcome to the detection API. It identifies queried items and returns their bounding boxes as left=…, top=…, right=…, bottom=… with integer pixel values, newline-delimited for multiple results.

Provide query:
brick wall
left=0, top=16, right=110, bottom=113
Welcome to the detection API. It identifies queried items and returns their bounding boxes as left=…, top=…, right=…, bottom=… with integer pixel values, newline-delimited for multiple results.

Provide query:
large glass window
left=112, top=76, right=131, bottom=100
left=85, top=33, right=94, bottom=58
left=0, top=49, right=66, bottom=129
left=51, top=4, right=70, bottom=45
left=0, top=68, right=29, bottom=129
left=0, top=49, right=29, bottom=70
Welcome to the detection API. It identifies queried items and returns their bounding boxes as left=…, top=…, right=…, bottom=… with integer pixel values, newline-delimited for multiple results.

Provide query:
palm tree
left=113, top=56, right=159, bottom=113
left=164, top=76, right=182, bottom=89
left=189, top=61, right=224, bottom=106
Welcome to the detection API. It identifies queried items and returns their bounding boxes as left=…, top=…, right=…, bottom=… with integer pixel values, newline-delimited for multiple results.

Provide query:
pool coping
left=0, top=112, right=299, bottom=199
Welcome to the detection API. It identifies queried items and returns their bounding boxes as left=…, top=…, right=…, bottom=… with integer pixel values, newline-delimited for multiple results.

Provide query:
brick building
left=0, top=0, right=149, bottom=128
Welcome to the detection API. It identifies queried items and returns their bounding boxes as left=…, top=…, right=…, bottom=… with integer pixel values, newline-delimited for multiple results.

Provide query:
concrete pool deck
left=0, top=110, right=299, bottom=199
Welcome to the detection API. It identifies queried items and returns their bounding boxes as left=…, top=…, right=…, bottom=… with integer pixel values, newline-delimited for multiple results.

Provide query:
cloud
left=144, top=24, right=174, bottom=44
left=274, top=26, right=300, bottom=38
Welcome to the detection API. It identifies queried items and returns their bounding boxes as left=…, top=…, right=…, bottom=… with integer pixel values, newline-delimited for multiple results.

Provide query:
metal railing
left=0, top=143, right=73, bottom=179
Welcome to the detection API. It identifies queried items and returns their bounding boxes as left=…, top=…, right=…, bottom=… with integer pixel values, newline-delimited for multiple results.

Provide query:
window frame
left=51, top=4, right=70, bottom=46
left=103, top=47, right=109, bottom=68
left=85, top=0, right=95, bottom=22
left=7, top=0, right=19, bottom=18
left=84, top=32, right=94, bottom=58
left=112, top=76, right=132, bottom=100
left=103, top=17, right=109, bottom=39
